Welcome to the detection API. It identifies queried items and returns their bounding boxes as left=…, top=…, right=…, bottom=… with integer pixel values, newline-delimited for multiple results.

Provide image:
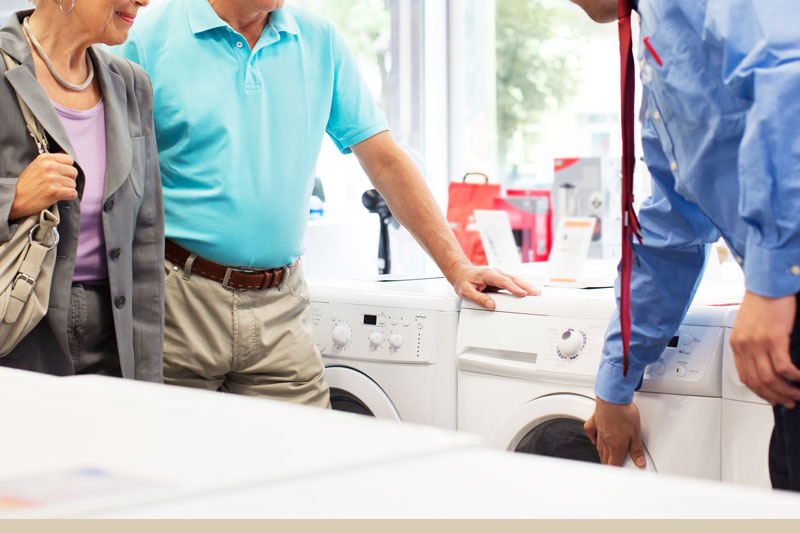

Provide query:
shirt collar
left=188, top=1, right=300, bottom=37
left=187, top=0, right=228, bottom=34
left=269, top=7, right=300, bottom=37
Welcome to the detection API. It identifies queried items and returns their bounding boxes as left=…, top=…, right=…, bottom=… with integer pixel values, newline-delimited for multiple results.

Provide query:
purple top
left=52, top=99, right=108, bottom=282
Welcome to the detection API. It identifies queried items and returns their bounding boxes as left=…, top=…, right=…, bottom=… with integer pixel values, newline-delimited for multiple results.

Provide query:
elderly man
left=569, top=0, right=800, bottom=490
left=114, top=0, right=536, bottom=407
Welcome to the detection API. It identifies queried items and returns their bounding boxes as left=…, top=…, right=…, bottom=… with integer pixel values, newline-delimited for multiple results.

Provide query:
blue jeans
left=769, top=294, right=800, bottom=491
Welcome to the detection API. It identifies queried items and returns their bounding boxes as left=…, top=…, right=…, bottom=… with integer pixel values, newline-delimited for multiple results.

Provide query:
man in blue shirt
left=114, top=0, right=536, bottom=408
left=570, top=0, right=800, bottom=490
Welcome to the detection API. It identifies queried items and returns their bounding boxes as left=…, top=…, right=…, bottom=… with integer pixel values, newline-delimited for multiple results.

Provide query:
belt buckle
left=222, top=267, right=256, bottom=290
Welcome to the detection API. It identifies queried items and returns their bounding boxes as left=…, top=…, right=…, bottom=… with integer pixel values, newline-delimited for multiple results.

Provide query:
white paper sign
left=474, top=210, right=522, bottom=268
left=547, top=217, right=597, bottom=285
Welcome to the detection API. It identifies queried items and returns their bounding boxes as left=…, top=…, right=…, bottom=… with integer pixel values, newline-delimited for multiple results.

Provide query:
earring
left=59, top=0, right=75, bottom=15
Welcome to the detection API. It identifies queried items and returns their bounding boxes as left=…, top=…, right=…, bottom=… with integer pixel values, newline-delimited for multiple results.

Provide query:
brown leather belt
left=165, top=239, right=295, bottom=291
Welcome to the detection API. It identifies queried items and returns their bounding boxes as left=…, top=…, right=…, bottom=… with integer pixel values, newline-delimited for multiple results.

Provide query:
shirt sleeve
left=704, top=0, right=800, bottom=298
left=325, top=27, right=389, bottom=154
left=595, top=119, right=720, bottom=404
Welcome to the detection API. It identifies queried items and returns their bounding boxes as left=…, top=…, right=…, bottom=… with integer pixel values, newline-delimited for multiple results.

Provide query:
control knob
left=368, top=332, right=383, bottom=347
left=389, top=333, right=403, bottom=349
left=332, top=323, right=352, bottom=347
left=557, top=329, right=585, bottom=360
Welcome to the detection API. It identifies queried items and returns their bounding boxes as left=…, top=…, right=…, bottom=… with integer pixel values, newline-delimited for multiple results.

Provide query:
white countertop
left=97, top=447, right=800, bottom=519
left=0, top=371, right=478, bottom=517
left=2, top=368, right=798, bottom=518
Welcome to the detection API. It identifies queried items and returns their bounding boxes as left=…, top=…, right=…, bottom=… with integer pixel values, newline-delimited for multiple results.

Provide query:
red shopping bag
left=493, top=189, right=553, bottom=263
left=446, top=173, right=501, bottom=266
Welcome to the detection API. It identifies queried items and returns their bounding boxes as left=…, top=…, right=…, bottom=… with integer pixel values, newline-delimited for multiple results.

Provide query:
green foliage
left=294, top=0, right=581, bottom=173
left=496, top=1, right=581, bottom=169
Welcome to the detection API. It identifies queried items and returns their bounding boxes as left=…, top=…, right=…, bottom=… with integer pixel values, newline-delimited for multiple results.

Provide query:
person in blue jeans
left=569, top=0, right=800, bottom=490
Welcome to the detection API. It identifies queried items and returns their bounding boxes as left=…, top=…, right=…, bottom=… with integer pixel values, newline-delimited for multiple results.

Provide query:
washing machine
left=457, top=286, right=729, bottom=480
left=721, top=308, right=774, bottom=488
left=308, top=277, right=460, bottom=429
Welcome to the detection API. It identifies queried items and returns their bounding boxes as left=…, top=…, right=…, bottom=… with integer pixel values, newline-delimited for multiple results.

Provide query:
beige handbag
left=0, top=49, right=60, bottom=356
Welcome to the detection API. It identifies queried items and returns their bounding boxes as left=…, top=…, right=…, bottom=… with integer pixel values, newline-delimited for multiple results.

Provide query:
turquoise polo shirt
left=113, top=0, right=388, bottom=268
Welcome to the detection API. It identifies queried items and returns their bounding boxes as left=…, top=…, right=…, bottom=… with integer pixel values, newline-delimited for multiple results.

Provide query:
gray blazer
left=0, top=11, right=164, bottom=381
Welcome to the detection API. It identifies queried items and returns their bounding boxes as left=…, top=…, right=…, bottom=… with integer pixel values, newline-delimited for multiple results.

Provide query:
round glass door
left=515, top=417, right=601, bottom=463
left=329, top=388, right=374, bottom=416
left=495, top=393, right=656, bottom=471
left=323, top=366, right=401, bottom=421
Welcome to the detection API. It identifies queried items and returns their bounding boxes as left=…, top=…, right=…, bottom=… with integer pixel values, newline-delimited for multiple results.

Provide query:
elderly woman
left=0, top=0, right=163, bottom=380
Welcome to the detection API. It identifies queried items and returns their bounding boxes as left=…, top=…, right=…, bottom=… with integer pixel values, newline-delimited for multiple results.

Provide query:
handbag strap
left=1, top=49, right=49, bottom=154
left=0, top=48, right=60, bottom=324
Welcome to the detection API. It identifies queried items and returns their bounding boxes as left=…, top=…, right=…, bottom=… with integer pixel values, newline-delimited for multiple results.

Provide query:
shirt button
left=670, top=161, right=678, bottom=172
left=236, top=41, right=243, bottom=48
left=791, top=265, right=800, bottom=276
left=653, top=110, right=661, bottom=120
left=103, top=199, right=114, bottom=212
left=109, top=248, right=121, bottom=260
left=114, top=295, right=126, bottom=309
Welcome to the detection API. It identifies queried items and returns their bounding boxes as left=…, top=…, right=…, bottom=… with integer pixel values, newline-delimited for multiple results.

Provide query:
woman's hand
left=9, top=153, right=78, bottom=220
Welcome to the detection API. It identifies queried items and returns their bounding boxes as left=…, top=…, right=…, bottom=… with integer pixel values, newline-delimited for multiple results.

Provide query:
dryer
left=721, top=308, right=774, bottom=488
left=457, top=287, right=729, bottom=480
left=309, top=277, right=460, bottom=429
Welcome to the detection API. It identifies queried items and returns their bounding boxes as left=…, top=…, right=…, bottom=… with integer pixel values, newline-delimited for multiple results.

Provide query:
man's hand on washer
left=584, top=398, right=647, bottom=468
left=446, top=264, right=540, bottom=311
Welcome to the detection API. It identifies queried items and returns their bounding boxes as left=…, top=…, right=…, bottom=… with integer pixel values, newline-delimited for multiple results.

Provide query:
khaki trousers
left=162, top=259, right=330, bottom=408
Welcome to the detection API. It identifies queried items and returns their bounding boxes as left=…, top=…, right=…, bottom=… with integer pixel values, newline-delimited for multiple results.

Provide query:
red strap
left=618, top=0, right=641, bottom=377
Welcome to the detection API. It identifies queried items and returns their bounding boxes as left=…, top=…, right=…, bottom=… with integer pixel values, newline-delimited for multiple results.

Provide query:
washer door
left=324, top=366, right=401, bottom=421
left=494, top=394, right=656, bottom=471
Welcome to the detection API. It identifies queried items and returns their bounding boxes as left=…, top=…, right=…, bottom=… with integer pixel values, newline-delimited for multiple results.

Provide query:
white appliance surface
left=95, top=448, right=800, bottom=519
left=721, top=308, right=774, bottom=488
left=309, top=275, right=460, bottom=311
left=457, top=279, right=740, bottom=481
left=0, top=374, right=478, bottom=518
left=308, top=276, right=461, bottom=429
left=0, top=367, right=61, bottom=386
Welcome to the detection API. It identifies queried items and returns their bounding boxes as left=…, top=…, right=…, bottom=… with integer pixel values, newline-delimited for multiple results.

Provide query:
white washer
left=457, top=286, right=729, bottom=479
left=309, top=277, right=460, bottom=429
left=721, top=308, right=774, bottom=488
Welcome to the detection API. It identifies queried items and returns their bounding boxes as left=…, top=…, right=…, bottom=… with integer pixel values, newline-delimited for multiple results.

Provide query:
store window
left=451, top=0, right=621, bottom=189
left=291, top=0, right=426, bottom=219
left=294, top=0, right=441, bottom=276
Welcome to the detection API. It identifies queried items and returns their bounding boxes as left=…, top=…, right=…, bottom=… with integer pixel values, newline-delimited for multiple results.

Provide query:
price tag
left=474, top=210, right=522, bottom=269
left=547, top=217, right=596, bottom=285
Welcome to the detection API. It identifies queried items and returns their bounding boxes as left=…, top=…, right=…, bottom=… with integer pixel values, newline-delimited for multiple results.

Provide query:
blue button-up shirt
left=113, top=0, right=388, bottom=268
left=596, top=0, right=800, bottom=404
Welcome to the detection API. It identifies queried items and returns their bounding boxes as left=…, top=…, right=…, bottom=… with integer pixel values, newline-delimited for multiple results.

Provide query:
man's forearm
left=353, top=133, right=471, bottom=282
left=369, top=151, right=471, bottom=282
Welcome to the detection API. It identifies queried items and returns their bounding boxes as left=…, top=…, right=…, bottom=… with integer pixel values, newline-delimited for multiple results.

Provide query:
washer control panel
left=642, top=325, right=724, bottom=383
left=539, top=322, right=722, bottom=384
left=310, top=302, right=440, bottom=364
left=458, top=309, right=723, bottom=386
